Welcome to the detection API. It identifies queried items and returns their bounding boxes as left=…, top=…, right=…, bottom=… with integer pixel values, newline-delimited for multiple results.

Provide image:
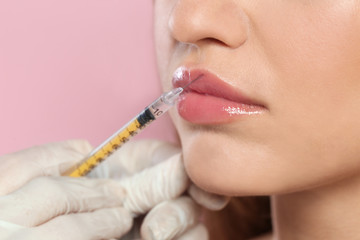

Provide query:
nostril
left=202, top=38, right=230, bottom=47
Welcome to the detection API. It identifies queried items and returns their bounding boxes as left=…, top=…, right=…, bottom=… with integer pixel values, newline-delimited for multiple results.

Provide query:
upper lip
left=172, top=68, right=266, bottom=107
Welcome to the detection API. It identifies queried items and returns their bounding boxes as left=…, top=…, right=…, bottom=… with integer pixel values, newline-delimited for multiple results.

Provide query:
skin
left=154, top=0, right=360, bottom=239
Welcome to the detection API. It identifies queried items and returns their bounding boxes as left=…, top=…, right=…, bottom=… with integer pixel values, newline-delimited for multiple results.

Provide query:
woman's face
left=154, top=0, right=360, bottom=196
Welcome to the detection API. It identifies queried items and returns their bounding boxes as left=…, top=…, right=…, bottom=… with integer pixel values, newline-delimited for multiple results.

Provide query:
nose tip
left=169, top=1, right=249, bottom=49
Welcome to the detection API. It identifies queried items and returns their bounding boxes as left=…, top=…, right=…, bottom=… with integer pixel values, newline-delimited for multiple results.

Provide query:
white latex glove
left=0, top=140, right=93, bottom=196
left=0, top=140, right=229, bottom=240
left=91, top=140, right=230, bottom=240
left=0, top=140, right=132, bottom=240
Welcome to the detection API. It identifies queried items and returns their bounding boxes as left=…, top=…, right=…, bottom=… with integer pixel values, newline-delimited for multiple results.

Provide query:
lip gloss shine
left=173, top=68, right=266, bottom=124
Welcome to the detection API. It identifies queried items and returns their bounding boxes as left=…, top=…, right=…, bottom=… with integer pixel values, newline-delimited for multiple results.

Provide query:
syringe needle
left=182, top=74, right=204, bottom=90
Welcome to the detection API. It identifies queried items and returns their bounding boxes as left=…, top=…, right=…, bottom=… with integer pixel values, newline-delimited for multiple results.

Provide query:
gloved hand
left=0, top=140, right=132, bottom=240
left=0, top=140, right=229, bottom=240
left=90, top=140, right=229, bottom=240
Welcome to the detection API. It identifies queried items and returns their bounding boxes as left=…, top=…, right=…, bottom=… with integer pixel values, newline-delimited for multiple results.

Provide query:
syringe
left=65, top=75, right=202, bottom=177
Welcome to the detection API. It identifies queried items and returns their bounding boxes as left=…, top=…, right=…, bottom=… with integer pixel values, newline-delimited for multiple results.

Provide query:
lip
left=172, top=67, right=266, bottom=124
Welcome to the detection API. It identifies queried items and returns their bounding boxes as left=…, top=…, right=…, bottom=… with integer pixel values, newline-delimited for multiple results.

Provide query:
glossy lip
left=172, top=67, right=267, bottom=124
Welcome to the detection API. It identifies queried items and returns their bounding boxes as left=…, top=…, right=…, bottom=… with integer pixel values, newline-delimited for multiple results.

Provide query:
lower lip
left=177, top=92, right=264, bottom=124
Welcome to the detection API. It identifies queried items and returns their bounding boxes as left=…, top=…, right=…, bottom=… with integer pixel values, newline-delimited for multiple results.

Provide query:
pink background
left=0, top=1, right=176, bottom=155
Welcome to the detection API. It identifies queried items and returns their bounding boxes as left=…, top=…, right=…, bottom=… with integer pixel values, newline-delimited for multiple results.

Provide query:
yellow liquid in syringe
left=66, top=119, right=142, bottom=177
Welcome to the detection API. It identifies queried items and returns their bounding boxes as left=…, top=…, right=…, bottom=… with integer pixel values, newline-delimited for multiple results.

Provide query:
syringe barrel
left=147, top=87, right=183, bottom=120
left=65, top=88, right=183, bottom=177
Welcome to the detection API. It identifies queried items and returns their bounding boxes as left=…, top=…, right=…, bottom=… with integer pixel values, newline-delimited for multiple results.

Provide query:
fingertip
left=188, top=184, right=230, bottom=211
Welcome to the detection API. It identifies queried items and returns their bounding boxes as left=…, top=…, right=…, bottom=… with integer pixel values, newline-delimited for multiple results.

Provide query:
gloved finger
left=0, top=140, right=92, bottom=196
left=120, top=154, right=189, bottom=215
left=90, top=140, right=181, bottom=179
left=175, top=224, right=209, bottom=240
left=140, top=196, right=201, bottom=240
left=9, top=208, right=133, bottom=240
left=0, top=176, right=126, bottom=227
left=188, top=184, right=230, bottom=211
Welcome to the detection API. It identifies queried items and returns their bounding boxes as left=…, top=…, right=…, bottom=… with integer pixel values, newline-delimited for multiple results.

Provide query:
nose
left=169, top=0, right=249, bottom=48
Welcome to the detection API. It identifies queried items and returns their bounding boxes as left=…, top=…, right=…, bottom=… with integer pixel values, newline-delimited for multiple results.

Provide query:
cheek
left=257, top=1, right=360, bottom=163
left=257, top=1, right=360, bottom=95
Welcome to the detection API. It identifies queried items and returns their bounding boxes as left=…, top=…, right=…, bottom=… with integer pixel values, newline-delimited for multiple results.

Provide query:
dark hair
left=203, top=196, right=272, bottom=239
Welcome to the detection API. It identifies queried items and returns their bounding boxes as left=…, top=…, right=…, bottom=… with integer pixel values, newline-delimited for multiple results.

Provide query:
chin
left=180, top=131, right=278, bottom=196
left=179, top=129, right=344, bottom=197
